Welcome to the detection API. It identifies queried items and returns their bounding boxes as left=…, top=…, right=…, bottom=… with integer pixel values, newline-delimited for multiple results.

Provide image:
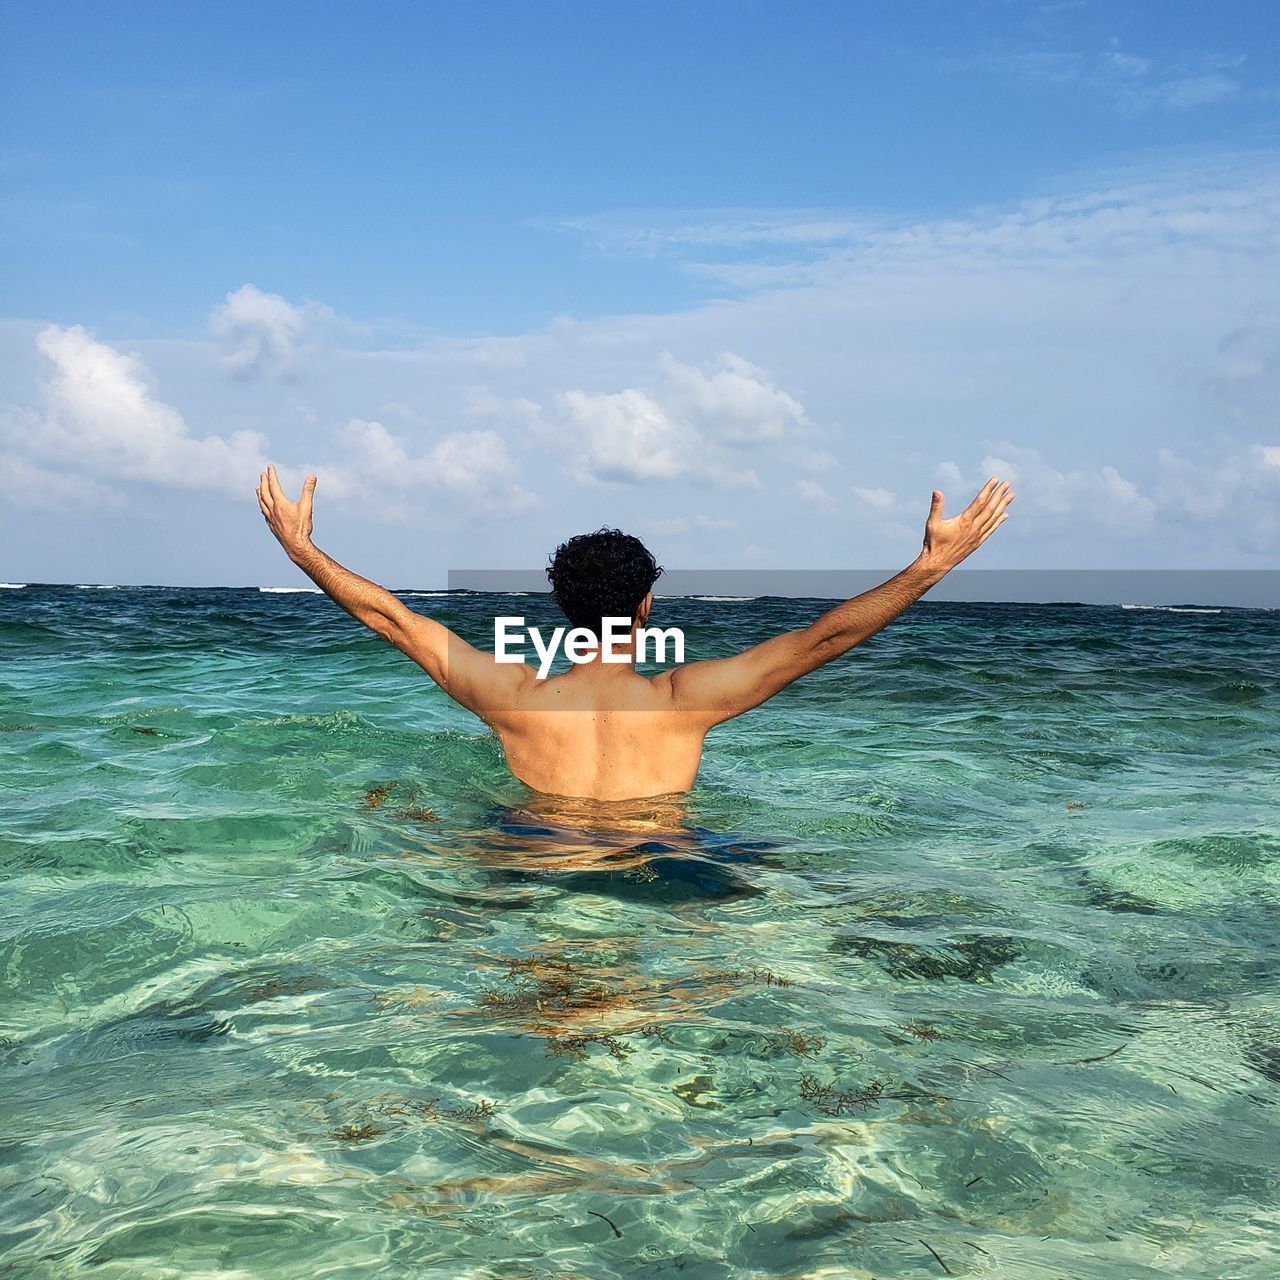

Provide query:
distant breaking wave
left=0, top=582, right=26, bottom=589
left=1122, top=604, right=1222, bottom=614
left=258, top=586, right=322, bottom=594
left=76, top=584, right=119, bottom=589
left=686, top=595, right=757, bottom=602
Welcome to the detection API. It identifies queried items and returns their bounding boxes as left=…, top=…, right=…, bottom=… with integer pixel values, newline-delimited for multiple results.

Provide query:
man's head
left=546, top=528, right=663, bottom=637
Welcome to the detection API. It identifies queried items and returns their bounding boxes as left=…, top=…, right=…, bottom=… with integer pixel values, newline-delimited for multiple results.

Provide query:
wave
left=1121, top=604, right=1222, bottom=614
left=258, top=586, right=322, bottom=594
left=687, top=595, right=757, bottom=602
left=76, top=584, right=119, bottom=590
left=400, top=591, right=453, bottom=597
left=0, top=582, right=26, bottom=589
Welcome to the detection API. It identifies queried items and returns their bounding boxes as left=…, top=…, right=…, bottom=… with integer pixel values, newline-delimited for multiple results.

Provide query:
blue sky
left=2, top=0, right=1278, bottom=585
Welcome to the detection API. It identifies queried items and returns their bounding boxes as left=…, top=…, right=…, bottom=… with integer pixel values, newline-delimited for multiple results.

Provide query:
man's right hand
left=919, top=478, right=1014, bottom=574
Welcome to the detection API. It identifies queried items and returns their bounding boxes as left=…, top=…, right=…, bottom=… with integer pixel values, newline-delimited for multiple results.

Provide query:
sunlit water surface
left=2, top=585, right=1278, bottom=1278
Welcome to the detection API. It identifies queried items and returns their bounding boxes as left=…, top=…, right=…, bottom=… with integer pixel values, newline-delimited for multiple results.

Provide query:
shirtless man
left=256, top=465, right=1013, bottom=800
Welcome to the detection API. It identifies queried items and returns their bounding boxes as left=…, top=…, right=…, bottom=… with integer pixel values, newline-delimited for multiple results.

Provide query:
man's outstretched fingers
left=990, top=489, right=1015, bottom=521
left=966, top=478, right=1000, bottom=515
left=981, top=498, right=1013, bottom=535
left=977, top=513, right=1009, bottom=543
left=266, top=463, right=285, bottom=504
left=983, top=481, right=1011, bottom=517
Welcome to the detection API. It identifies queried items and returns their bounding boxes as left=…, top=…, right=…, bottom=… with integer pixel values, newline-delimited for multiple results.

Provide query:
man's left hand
left=256, top=463, right=317, bottom=560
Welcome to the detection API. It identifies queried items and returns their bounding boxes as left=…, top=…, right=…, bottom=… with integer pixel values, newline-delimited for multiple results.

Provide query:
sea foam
left=1122, top=604, right=1222, bottom=614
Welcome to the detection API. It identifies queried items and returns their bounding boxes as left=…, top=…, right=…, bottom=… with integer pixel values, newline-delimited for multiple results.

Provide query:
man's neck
left=561, top=624, right=646, bottom=679
left=562, top=647, right=640, bottom=679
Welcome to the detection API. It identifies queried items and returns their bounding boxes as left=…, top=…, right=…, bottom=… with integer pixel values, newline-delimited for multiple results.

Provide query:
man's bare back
left=494, top=664, right=704, bottom=800
left=256, top=466, right=1014, bottom=801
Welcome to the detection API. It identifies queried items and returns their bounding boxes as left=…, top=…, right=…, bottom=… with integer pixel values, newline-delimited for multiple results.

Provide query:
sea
left=1, top=583, right=1278, bottom=1278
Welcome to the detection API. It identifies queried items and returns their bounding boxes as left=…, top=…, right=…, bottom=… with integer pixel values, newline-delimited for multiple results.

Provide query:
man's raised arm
left=255, top=464, right=527, bottom=720
left=668, top=479, right=1015, bottom=726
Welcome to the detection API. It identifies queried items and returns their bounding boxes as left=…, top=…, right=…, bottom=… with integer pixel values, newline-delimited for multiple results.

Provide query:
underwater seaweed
left=376, top=1096, right=499, bottom=1123
left=833, top=931, right=1025, bottom=983
left=361, top=782, right=398, bottom=810
left=360, top=780, right=439, bottom=822
left=799, top=1073, right=886, bottom=1116
left=398, top=804, right=440, bottom=823
left=904, top=1021, right=943, bottom=1042
left=545, top=1031, right=634, bottom=1062
left=329, top=1095, right=500, bottom=1145
left=765, top=1028, right=826, bottom=1059
left=332, top=1124, right=384, bottom=1142
left=708, top=965, right=795, bottom=989
left=475, top=954, right=645, bottom=1059
left=476, top=956, right=620, bottom=1017
left=637, top=1022, right=675, bottom=1044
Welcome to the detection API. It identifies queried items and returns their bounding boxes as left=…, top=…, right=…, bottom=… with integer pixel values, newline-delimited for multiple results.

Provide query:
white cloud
left=5, top=324, right=268, bottom=498
left=1102, top=51, right=1152, bottom=78
left=1156, top=443, right=1280, bottom=518
left=798, top=448, right=840, bottom=473
left=792, top=479, right=834, bottom=508
left=1206, top=320, right=1280, bottom=427
left=853, top=486, right=897, bottom=511
left=330, top=418, right=535, bottom=514
left=0, top=449, right=120, bottom=511
left=646, top=516, right=690, bottom=535
left=960, top=45, right=1246, bottom=115
left=554, top=158, right=1280, bottom=313
left=550, top=352, right=808, bottom=488
left=1149, top=73, right=1238, bottom=111
left=647, top=514, right=739, bottom=535
left=0, top=325, right=536, bottom=519
left=554, top=208, right=878, bottom=255
left=933, top=445, right=1155, bottom=537
left=432, top=431, right=523, bottom=499
left=658, top=352, right=808, bottom=446
left=1151, top=444, right=1280, bottom=554
left=209, top=283, right=330, bottom=377
left=6, top=154, right=1280, bottom=577
left=554, top=387, right=692, bottom=485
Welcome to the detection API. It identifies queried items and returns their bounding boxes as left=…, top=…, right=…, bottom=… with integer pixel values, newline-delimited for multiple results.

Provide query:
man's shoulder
left=510, top=668, right=684, bottom=711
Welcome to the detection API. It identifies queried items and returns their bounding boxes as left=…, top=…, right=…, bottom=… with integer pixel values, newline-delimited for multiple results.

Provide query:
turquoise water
left=2, top=585, right=1278, bottom=1278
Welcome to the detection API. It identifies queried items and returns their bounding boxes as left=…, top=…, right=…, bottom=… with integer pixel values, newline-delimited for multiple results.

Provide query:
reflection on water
left=2, top=588, right=1279, bottom=1277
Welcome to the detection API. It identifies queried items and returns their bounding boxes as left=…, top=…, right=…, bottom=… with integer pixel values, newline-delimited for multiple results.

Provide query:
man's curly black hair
left=546, top=528, right=664, bottom=637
